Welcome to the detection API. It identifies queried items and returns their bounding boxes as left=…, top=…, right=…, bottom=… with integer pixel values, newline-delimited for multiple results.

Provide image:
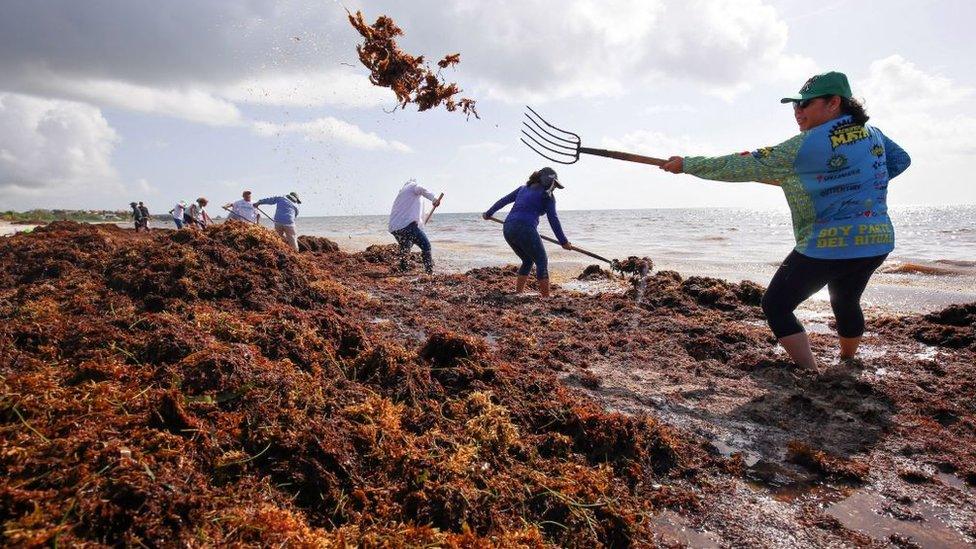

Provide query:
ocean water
left=297, top=205, right=976, bottom=313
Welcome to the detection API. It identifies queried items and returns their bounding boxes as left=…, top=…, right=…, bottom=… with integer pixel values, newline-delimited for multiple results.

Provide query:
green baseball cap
left=780, top=71, right=852, bottom=103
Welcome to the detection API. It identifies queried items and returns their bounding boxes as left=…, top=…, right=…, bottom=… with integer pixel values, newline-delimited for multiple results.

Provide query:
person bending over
left=388, top=178, right=441, bottom=274
left=255, top=192, right=301, bottom=251
left=483, top=167, right=572, bottom=298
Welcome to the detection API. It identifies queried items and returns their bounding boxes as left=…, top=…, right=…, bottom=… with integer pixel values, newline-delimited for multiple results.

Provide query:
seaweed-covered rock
left=578, top=264, right=611, bottom=280
left=298, top=235, right=340, bottom=253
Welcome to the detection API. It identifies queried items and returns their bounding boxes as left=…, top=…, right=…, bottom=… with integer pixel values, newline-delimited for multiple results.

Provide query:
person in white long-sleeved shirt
left=224, top=190, right=259, bottom=224
left=388, top=179, right=441, bottom=274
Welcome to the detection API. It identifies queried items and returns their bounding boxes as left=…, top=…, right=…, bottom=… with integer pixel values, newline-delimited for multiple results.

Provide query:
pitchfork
left=521, top=106, right=668, bottom=166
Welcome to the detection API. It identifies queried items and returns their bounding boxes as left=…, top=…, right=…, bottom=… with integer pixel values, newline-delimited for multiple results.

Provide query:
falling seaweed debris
left=347, top=10, right=479, bottom=119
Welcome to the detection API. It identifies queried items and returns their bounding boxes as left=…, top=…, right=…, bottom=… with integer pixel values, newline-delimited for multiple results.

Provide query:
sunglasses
left=794, top=96, right=831, bottom=109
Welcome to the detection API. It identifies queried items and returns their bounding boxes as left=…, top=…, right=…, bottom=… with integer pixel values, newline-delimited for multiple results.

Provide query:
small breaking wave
left=882, top=262, right=960, bottom=276
left=935, top=259, right=976, bottom=267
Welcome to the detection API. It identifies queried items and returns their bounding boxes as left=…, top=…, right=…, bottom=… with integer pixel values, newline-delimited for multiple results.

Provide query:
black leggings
left=762, top=250, right=888, bottom=339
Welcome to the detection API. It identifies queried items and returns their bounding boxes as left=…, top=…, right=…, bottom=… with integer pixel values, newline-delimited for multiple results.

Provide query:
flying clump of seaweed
left=348, top=10, right=479, bottom=119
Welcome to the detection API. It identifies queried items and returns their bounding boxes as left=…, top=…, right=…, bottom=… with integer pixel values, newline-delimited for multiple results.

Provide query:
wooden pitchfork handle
left=254, top=205, right=275, bottom=223
left=487, top=216, right=612, bottom=265
left=222, top=205, right=258, bottom=224
left=424, top=193, right=444, bottom=224
left=579, top=147, right=667, bottom=166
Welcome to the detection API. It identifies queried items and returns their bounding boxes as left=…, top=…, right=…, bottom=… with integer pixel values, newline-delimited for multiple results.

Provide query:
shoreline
left=10, top=220, right=975, bottom=315
left=0, top=220, right=39, bottom=236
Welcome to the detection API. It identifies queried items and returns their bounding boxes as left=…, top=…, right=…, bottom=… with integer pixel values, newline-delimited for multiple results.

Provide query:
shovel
left=486, top=216, right=612, bottom=264
left=521, top=106, right=668, bottom=166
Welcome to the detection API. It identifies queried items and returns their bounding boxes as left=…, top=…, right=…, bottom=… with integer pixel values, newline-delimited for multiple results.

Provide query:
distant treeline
left=2, top=209, right=130, bottom=224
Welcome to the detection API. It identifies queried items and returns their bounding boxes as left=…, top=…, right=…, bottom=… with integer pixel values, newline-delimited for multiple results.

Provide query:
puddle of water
left=711, top=439, right=761, bottom=467
left=651, top=510, right=722, bottom=549
left=937, top=472, right=975, bottom=494
left=558, top=278, right=626, bottom=296
left=742, top=460, right=828, bottom=502
left=914, top=344, right=941, bottom=361
left=826, top=490, right=971, bottom=547
left=854, top=344, right=887, bottom=360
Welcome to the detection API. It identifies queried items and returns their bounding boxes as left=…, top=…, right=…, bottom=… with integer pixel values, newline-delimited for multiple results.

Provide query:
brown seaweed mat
left=2, top=222, right=974, bottom=546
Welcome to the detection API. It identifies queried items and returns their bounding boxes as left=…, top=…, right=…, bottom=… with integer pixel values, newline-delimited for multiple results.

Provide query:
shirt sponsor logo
left=816, top=168, right=861, bottom=183
left=871, top=144, right=884, bottom=157
left=827, top=154, right=848, bottom=170
left=820, top=183, right=861, bottom=197
left=828, top=121, right=869, bottom=149
left=800, top=75, right=820, bottom=93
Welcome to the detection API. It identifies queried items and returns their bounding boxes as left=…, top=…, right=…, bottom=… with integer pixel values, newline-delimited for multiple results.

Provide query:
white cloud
left=252, top=117, right=411, bottom=152
left=601, top=129, right=723, bottom=158
left=136, top=178, right=159, bottom=195
left=0, top=1, right=816, bottom=116
left=63, top=79, right=243, bottom=126
left=15, top=68, right=243, bottom=126
left=860, top=55, right=973, bottom=108
left=858, top=55, right=976, bottom=155
left=220, top=68, right=392, bottom=109
left=641, top=103, right=697, bottom=115
left=379, top=0, right=816, bottom=102
left=0, top=92, right=120, bottom=192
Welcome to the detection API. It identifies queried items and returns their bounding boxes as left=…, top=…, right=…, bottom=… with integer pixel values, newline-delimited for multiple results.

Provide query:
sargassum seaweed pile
left=348, top=10, right=479, bottom=119
left=0, top=222, right=714, bottom=547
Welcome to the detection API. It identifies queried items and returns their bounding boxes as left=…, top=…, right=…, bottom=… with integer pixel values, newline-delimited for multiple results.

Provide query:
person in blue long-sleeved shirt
left=255, top=192, right=301, bottom=251
left=659, top=71, right=911, bottom=369
left=483, top=167, right=572, bottom=298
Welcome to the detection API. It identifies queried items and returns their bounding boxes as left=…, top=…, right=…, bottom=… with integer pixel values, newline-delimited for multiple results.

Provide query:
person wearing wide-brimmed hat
left=658, top=71, right=911, bottom=369
left=255, top=192, right=301, bottom=251
left=186, top=197, right=212, bottom=229
left=483, top=167, right=572, bottom=298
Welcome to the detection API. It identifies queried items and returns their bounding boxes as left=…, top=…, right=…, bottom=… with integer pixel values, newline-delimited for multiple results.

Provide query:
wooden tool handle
left=580, top=147, right=667, bottom=166
left=254, top=205, right=275, bottom=222
left=486, top=217, right=612, bottom=264
left=424, top=193, right=444, bottom=224
left=222, top=206, right=258, bottom=224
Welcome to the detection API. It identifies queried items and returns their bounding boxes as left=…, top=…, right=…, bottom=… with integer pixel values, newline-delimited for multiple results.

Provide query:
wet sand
left=0, top=220, right=39, bottom=237
left=2, top=222, right=974, bottom=546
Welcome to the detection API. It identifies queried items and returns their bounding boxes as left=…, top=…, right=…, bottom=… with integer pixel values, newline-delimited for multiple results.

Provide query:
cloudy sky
left=1, top=0, right=973, bottom=215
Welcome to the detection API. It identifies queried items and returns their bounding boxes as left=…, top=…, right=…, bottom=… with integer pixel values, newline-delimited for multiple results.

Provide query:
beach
left=2, top=221, right=974, bottom=546
left=304, top=205, right=976, bottom=315
left=0, top=220, right=39, bottom=237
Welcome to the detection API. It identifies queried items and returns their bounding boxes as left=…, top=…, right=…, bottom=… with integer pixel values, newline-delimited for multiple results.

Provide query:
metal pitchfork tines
left=521, top=106, right=668, bottom=167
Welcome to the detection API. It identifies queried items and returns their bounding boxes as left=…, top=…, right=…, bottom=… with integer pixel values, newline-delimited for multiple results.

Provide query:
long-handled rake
left=486, top=216, right=612, bottom=264
left=222, top=205, right=259, bottom=225
left=521, top=106, right=668, bottom=166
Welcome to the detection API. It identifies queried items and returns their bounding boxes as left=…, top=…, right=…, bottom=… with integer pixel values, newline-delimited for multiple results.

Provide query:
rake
left=521, top=106, right=667, bottom=166
left=486, top=216, right=612, bottom=264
